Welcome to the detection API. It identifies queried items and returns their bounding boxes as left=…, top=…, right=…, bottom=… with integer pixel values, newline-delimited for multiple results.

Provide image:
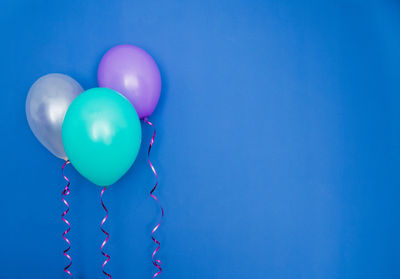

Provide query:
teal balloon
left=62, top=88, right=142, bottom=186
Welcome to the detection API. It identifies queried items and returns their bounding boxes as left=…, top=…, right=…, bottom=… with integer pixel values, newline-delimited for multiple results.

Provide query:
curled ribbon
left=144, top=118, right=164, bottom=278
left=61, top=160, right=72, bottom=278
left=100, top=187, right=111, bottom=279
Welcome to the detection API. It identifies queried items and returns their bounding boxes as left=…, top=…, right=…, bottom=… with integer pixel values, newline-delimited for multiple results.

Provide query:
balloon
left=62, top=88, right=142, bottom=186
left=26, top=73, right=83, bottom=160
left=97, top=44, right=161, bottom=119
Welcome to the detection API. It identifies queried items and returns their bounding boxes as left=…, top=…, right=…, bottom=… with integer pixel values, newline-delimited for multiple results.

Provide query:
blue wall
left=0, top=0, right=399, bottom=278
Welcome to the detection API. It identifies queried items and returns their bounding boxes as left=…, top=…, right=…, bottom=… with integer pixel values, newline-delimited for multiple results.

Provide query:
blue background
left=0, top=0, right=399, bottom=278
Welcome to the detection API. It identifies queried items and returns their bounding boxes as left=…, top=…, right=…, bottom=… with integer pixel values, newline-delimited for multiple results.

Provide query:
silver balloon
left=26, top=73, right=84, bottom=160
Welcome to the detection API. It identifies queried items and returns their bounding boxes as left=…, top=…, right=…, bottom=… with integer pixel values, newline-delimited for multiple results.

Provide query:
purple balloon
left=98, top=45, right=161, bottom=119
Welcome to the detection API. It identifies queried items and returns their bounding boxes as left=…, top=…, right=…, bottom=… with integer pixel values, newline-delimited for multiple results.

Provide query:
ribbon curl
left=61, top=160, right=72, bottom=278
left=100, top=187, right=111, bottom=279
left=144, top=118, right=164, bottom=278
